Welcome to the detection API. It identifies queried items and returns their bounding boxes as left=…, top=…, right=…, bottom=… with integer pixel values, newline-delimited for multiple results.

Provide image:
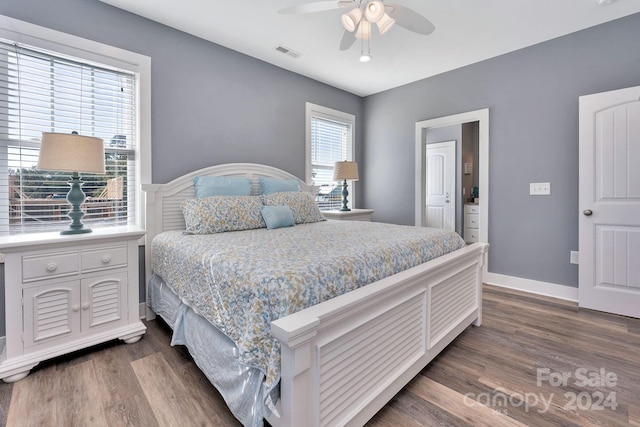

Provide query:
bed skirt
left=148, top=274, right=278, bottom=427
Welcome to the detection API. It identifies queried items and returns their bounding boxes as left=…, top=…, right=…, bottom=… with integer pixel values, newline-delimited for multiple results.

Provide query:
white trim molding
left=485, top=272, right=578, bottom=302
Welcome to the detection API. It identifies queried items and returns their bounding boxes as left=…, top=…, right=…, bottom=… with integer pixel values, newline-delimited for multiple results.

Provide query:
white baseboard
left=139, top=302, right=146, bottom=320
left=485, top=272, right=578, bottom=302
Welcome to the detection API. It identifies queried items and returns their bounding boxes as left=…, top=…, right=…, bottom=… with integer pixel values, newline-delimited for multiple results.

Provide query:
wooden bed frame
left=142, top=163, right=488, bottom=427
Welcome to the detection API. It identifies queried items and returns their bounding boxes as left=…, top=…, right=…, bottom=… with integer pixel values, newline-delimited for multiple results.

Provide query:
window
left=0, top=16, right=150, bottom=236
left=305, top=103, right=355, bottom=211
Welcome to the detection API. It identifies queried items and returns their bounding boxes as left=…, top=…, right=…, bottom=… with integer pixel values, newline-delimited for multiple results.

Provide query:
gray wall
left=363, top=12, right=640, bottom=288
left=0, top=0, right=364, bottom=335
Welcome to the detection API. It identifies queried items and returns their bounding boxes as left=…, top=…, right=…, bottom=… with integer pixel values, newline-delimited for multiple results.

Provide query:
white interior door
left=579, top=85, right=640, bottom=318
left=425, top=141, right=455, bottom=231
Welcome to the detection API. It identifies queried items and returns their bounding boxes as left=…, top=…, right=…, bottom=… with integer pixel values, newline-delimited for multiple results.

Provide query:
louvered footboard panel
left=317, top=294, right=425, bottom=426
left=428, top=265, right=478, bottom=350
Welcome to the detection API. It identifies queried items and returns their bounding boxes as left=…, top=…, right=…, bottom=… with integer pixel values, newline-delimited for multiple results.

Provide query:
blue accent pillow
left=261, top=205, right=295, bottom=230
left=193, top=176, right=252, bottom=198
left=259, top=177, right=300, bottom=194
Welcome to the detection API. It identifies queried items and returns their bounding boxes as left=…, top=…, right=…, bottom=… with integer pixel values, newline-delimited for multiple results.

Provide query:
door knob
left=583, top=209, right=593, bottom=216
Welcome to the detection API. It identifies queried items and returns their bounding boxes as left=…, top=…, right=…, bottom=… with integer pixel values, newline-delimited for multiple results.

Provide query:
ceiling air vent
left=275, top=45, right=302, bottom=59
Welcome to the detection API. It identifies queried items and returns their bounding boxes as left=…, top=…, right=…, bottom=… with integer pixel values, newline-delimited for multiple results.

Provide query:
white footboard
left=270, top=242, right=488, bottom=427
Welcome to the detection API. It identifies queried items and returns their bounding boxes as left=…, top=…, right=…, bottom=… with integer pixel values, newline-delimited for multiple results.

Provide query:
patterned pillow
left=182, top=196, right=265, bottom=234
left=261, top=192, right=325, bottom=224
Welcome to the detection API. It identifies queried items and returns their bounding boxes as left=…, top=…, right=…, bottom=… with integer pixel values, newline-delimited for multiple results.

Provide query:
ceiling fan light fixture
left=359, top=53, right=372, bottom=62
left=364, top=1, right=385, bottom=23
left=354, top=19, right=371, bottom=40
left=341, top=8, right=362, bottom=32
left=376, top=12, right=395, bottom=35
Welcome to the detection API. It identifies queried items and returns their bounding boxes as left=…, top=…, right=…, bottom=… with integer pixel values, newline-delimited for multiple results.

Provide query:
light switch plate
left=530, top=182, right=551, bottom=195
left=570, top=251, right=579, bottom=264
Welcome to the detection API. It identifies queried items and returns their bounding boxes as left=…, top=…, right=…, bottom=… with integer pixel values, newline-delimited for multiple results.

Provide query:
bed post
left=473, top=243, right=488, bottom=326
left=271, top=318, right=320, bottom=427
left=142, top=183, right=159, bottom=320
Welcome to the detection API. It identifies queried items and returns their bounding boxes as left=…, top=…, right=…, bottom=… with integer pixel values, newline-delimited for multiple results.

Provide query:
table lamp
left=333, top=161, right=359, bottom=211
left=37, top=132, right=106, bottom=235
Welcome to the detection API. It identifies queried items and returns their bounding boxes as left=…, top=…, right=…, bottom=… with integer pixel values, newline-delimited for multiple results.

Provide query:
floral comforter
left=151, top=220, right=465, bottom=398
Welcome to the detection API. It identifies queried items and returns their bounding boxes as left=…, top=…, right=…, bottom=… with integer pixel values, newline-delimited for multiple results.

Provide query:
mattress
left=150, top=220, right=465, bottom=422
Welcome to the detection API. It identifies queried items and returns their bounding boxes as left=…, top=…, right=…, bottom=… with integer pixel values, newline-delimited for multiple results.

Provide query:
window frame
left=0, top=14, right=151, bottom=238
left=305, top=102, right=356, bottom=209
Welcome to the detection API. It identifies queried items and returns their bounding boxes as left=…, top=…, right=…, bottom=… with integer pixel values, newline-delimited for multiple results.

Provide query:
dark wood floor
left=1, top=285, right=638, bottom=426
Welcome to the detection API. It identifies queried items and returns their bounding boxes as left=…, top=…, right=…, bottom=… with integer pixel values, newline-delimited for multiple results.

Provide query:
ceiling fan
left=278, top=0, right=435, bottom=61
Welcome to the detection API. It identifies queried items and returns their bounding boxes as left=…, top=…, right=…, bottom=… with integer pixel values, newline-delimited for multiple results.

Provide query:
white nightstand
left=0, top=225, right=146, bottom=382
left=464, top=204, right=479, bottom=243
left=322, top=209, right=374, bottom=222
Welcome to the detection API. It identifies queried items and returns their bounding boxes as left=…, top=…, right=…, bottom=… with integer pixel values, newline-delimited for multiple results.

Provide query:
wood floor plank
left=630, top=403, right=640, bottom=427
left=131, top=352, right=217, bottom=427
left=0, top=381, right=12, bottom=427
left=406, top=375, right=527, bottom=427
left=366, top=398, right=425, bottom=427
left=174, top=360, right=241, bottom=426
left=55, top=359, right=109, bottom=426
left=5, top=363, right=58, bottom=426
left=91, top=344, right=159, bottom=426
left=376, top=387, right=474, bottom=426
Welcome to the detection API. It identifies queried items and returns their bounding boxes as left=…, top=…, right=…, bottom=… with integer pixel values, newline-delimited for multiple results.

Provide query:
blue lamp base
left=340, top=179, right=351, bottom=212
left=61, top=172, right=92, bottom=235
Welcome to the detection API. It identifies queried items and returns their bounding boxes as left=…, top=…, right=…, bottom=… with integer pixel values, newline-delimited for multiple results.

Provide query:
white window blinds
left=309, top=114, right=353, bottom=211
left=0, top=41, right=137, bottom=235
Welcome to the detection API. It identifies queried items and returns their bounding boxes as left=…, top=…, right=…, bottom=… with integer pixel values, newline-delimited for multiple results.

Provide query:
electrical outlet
left=570, top=251, right=579, bottom=265
left=530, top=182, right=551, bottom=195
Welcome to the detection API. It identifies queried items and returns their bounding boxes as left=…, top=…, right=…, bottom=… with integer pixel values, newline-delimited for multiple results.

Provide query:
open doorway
left=415, top=109, right=489, bottom=247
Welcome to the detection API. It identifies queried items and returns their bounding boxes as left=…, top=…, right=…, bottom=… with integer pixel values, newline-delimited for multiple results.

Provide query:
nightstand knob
left=72, top=305, right=80, bottom=312
left=82, top=303, right=90, bottom=310
left=46, top=262, right=58, bottom=272
left=101, top=255, right=112, bottom=264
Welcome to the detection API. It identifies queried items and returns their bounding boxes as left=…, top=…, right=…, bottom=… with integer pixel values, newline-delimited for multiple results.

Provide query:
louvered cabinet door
left=23, top=281, right=81, bottom=348
left=81, top=273, right=127, bottom=332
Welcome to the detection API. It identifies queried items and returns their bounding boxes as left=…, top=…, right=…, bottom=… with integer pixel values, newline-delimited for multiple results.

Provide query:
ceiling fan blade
left=278, top=0, right=348, bottom=15
left=385, top=3, right=435, bottom=36
left=339, top=30, right=356, bottom=51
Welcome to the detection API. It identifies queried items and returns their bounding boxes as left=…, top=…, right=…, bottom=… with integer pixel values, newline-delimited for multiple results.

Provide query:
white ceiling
left=98, top=0, right=640, bottom=97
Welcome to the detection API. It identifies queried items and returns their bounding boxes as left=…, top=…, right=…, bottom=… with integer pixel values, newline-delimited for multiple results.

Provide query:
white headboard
left=141, top=163, right=313, bottom=312
left=142, top=162, right=313, bottom=239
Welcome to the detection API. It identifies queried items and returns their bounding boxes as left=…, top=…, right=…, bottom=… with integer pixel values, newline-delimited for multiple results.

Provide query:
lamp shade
left=341, top=8, right=362, bottom=32
left=38, top=132, right=105, bottom=174
left=364, top=1, right=385, bottom=23
left=333, top=161, right=359, bottom=181
left=376, top=13, right=396, bottom=35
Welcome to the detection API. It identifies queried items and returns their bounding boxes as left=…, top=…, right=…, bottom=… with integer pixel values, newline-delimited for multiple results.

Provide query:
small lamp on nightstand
left=37, top=132, right=106, bottom=235
left=333, top=161, right=359, bottom=211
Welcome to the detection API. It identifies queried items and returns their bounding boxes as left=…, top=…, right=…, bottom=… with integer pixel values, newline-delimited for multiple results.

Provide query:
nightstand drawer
left=465, top=213, right=479, bottom=228
left=81, top=246, right=128, bottom=272
left=22, top=252, right=79, bottom=282
left=465, top=204, right=480, bottom=214
left=465, top=228, right=479, bottom=243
